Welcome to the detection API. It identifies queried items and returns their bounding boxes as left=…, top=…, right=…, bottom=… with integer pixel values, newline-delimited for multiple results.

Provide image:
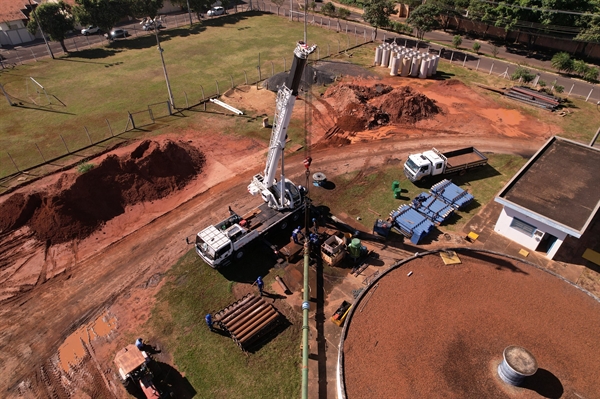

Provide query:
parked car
left=207, top=6, right=224, bottom=16
left=142, top=20, right=164, bottom=31
left=105, top=29, right=129, bottom=39
left=81, top=26, right=100, bottom=35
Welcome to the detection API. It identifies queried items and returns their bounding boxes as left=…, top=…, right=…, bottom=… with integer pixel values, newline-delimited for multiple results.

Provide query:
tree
left=321, top=2, right=336, bottom=18
left=272, top=0, right=284, bottom=15
left=406, top=3, right=442, bottom=41
left=336, top=7, right=351, bottom=31
left=550, top=52, right=573, bottom=73
left=362, top=0, right=395, bottom=40
left=472, top=41, right=481, bottom=53
left=127, top=0, right=163, bottom=18
left=27, top=1, right=74, bottom=54
left=169, top=0, right=211, bottom=20
left=584, top=66, right=599, bottom=82
left=452, top=34, right=462, bottom=48
left=73, top=0, right=128, bottom=34
left=309, top=1, right=317, bottom=12
left=573, top=59, right=589, bottom=76
left=554, top=84, right=564, bottom=94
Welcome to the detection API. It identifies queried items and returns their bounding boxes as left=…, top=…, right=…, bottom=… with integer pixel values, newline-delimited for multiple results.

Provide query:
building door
left=536, top=232, right=558, bottom=254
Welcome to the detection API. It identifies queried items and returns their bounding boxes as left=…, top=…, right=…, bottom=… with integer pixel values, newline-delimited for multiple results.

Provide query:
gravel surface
left=342, top=251, right=600, bottom=398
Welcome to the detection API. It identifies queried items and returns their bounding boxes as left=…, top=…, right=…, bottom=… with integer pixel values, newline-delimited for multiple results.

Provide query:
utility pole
left=185, top=0, right=193, bottom=26
left=28, top=0, right=54, bottom=59
left=153, top=26, right=175, bottom=109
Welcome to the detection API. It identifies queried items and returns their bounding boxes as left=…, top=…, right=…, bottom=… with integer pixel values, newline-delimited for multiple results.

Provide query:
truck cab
left=404, top=150, right=445, bottom=182
left=196, top=216, right=259, bottom=268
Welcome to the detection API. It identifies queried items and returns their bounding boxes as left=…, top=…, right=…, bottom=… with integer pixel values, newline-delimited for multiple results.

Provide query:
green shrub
left=538, top=80, right=546, bottom=87
left=77, top=163, right=94, bottom=174
left=472, top=42, right=481, bottom=53
left=554, top=84, right=565, bottom=93
left=511, top=66, right=535, bottom=83
left=452, top=35, right=462, bottom=48
left=551, top=52, right=574, bottom=73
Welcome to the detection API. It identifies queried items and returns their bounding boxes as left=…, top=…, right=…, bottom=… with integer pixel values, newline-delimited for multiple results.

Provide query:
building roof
left=0, top=0, right=30, bottom=22
left=495, top=136, right=600, bottom=237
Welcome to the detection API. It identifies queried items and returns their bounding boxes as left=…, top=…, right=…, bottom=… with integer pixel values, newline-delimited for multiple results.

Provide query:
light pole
left=185, top=0, right=193, bottom=26
left=153, top=26, right=175, bottom=109
left=28, top=0, right=54, bottom=59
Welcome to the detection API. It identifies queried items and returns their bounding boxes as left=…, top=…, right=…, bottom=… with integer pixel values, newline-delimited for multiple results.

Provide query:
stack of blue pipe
left=430, top=179, right=474, bottom=210
left=390, top=205, right=434, bottom=245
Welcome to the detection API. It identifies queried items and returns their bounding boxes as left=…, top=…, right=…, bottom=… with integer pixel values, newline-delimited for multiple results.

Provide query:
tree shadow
left=522, top=368, right=563, bottom=399
left=458, top=249, right=528, bottom=273
left=63, top=48, right=121, bottom=60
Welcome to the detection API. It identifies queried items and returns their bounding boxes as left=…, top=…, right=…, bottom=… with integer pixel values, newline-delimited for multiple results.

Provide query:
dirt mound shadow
left=0, top=140, right=205, bottom=244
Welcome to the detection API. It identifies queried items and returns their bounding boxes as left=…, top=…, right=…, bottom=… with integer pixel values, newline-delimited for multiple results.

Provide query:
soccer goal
left=26, top=77, right=51, bottom=106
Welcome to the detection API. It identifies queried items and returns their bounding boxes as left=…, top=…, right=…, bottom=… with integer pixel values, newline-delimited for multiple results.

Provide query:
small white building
left=494, top=136, right=600, bottom=259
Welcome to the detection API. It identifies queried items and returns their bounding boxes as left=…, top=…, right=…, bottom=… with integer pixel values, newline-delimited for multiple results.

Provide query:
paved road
left=1, top=2, right=598, bottom=103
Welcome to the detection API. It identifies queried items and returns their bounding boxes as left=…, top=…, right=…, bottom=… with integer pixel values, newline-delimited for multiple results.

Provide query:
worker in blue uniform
left=292, top=226, right=303, bottom=244
left=255, top=276, right=264, bottom=296
left=205, top=313, right=214, bottom=332
left=135, top=338, right=144, bottom=350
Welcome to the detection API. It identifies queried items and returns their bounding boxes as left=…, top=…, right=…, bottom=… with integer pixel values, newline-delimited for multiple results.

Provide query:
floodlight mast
left=152, top=23, right=175, bottom=109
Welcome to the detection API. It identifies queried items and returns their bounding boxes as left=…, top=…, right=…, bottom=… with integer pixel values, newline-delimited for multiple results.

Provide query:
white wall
left=494, top=207, right=567, bottom=259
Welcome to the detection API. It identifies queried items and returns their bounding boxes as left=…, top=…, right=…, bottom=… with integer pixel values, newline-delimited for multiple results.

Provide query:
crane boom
left=248, top=41, right=316, bottom=211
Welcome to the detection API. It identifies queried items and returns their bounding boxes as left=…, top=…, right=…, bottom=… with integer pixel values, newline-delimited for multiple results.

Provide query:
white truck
left=195, top=41, right=316, bottom=268
left=404, top=147, right=488, bottom=182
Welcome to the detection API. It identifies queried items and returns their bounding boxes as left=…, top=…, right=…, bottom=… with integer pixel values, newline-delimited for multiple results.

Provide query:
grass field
left=0, top=12, right=360, bottom=177
left=145, top=249, right=301, bottom=398
left=309, top=154, right=528, bottom=233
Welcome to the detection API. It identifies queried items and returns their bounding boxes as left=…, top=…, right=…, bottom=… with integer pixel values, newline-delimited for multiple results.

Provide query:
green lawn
left=309, top=154, right=528, bottom=233
left=0, top=12, right=358, bottom=177
left=145, top=249, right=301, bottom=399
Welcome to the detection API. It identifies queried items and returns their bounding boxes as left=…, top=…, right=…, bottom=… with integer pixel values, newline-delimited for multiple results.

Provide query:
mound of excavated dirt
left=323, top=83, right=440, bottom=132
left=0, top=140, right=205, bottom=244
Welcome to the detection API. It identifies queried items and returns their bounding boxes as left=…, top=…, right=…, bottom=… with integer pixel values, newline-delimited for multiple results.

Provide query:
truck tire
left=234, top=250, right=244, bottom=260
left=280, top=221, right=288, bottom=230
left=292, top=212, right=300, bottom=221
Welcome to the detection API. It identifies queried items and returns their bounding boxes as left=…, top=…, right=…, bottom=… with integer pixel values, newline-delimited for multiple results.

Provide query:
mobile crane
left=195, top=41, right=316, bottom=268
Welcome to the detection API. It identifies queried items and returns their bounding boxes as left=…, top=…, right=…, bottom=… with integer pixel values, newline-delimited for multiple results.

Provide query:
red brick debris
left=0, top=140, right=205, bottom=244
left=342, top=252, right=600, bottom=398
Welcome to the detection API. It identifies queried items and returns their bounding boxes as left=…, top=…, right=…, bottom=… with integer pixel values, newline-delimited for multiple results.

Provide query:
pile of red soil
left=0, top=140, right=205, bottom=244
left=324, top=83, right=440, bottom=132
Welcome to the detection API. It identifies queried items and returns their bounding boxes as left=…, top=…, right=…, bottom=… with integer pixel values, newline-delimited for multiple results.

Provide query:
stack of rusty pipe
left=214, top=293, right=280, bottom=349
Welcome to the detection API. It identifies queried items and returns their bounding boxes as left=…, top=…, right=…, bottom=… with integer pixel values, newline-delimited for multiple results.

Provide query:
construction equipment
left=404, top=147, right=488, bottom=182
left=113, top=345, right=166, bottom=398
left=321, top=234, right=346, bottom=266
left=388, top=179, right=474, bottom=244
left=195, top=41, right=316, bottom=268
left=331, top=301, right=352, bottom=326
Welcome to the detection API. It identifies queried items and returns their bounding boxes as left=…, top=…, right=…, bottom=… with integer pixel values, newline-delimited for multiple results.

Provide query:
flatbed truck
left=404, top=147, right=488, bottom=182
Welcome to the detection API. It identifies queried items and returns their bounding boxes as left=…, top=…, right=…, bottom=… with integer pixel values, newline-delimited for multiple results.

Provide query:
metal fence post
left=258, top=66, right=261, bottom=82
left=462, top=54, right=466, bottom=67
left=489, top=62, right=494, bottom=75
left=476, top=59, right=480, bottom=71
left=84, top=126, right=92, bottom=144
left=450, top=51, right=454, bottom=63
left=184, top=91, right=189, bottom=108
left=215, top=80, right=220, bottom=95
left=128, top=112, right=136, bottom=130
left=271, top=61, right=274, bottom=76
left=35, top=143, right=46, bottom=162
left=30, top=48, right=37, bottom=62
left=244, top=70, right=248, bottom=84
left=59, top=134, right=70, bottom=153
left=568, top=84, right=574, bottom=97
left=586, top=88, right=593, bottom=102
left=6, top=152, right=19, bottom=172
left=72, top=38, right=79, bottom=52
left=106, top=118, right=113, bottom=137
left=283, top=57, right=286, bottom=72
left=230, top=75, right=234, bottom=89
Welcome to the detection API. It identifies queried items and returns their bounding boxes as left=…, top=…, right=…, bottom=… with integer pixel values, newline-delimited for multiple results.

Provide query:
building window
left=510, top=217, right=537, bottom=236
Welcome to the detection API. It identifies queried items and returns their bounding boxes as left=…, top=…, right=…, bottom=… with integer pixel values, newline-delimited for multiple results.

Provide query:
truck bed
left=443, top=147, right=488, bottom=172
left=244, top=202, right=300, bottom=234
